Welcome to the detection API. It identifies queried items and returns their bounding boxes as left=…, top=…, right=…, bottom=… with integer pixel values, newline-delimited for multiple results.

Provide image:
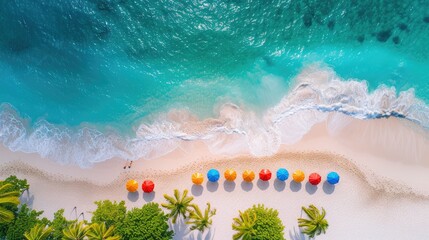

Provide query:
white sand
left=1, top=116, right=429, bottom=239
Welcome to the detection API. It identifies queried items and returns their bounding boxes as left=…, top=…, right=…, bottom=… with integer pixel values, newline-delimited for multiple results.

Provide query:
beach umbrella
left=242, top=170, right=255, bottom=182
left=259, top=169, right=272, bottom=181
left=276, top=168, right=289, bottom=181
left=309, top=173, right=321, bottom=185
left=327, top=172, right=340, bottom=184
left=224, top=169, right=237, bottom=181
left=192, top=172, right=204, bottom=185
left=126, top=179, right=138, bottom=192
left=207, top=169, right=220, bottom=182
left=142, top=180, right=155, bottom=193
left=292, top=170, right=305, bottom=183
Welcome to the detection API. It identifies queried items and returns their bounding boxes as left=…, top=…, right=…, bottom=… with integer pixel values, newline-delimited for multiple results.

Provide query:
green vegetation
left=298, top=205, right=329, bottom=239
left=232, top=204, right=285, bottom=240
left=186, top=203, right=216, bottom=232
left=4, top=175, right=29, bottom=194
left=49, top=209, right=74, bottom=240
left=0, top=176, right=26, bottom=237
left=86, top=222, right=120, bottom=240
left=0, top=176, right=175, bottom=240
left=162, top=189, right=194, bottom=224
left=162, top=189, right=218, bottom=234
left=0, top=181, right=20, bottom=223
left=117, top=202, right=173, bottom=240
left=232, top=211, right=256, bottom=240
left=24, top=224, right=53, bottom=240
left=62, top=221, right=88, bottom=240
left=91, top=200, right=126, bottom=230
left=6, top=204, right=49, bottom=240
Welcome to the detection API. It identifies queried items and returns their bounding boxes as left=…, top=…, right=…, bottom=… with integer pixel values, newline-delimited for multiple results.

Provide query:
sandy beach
left=1, top=115, right=429, bottom=239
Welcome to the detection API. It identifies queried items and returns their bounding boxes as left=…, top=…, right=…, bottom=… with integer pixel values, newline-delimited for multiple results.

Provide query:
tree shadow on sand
left=186, top=228, right=215, bottom=240
left=20, top=189, right=34, bottom=208
left=289, top=227, right=308, bottom=240
left=170, top=217, right=191, bottom=240
left=169, top=217, right=215, bottom=240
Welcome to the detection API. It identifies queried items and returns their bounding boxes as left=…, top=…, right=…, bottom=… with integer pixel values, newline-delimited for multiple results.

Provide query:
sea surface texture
left=0, top=0, right=428, bottom=166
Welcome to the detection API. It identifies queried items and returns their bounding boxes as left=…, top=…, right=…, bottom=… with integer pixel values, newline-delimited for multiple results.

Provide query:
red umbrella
left=309, top=173, right=321, bottom=185
left=142, top=180, right=155, bottom=193
left=259, top=169, right=272, bottom=181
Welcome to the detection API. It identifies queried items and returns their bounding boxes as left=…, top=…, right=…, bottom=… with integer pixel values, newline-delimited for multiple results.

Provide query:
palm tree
left=62, top=221, right=88, bottom=240
left=298, top=205, right=329, bottom=239
left=186, top=203, right=216, bottom=232
left=0, top=181, right=20, bottom=223
left=161, top=189, right=194, bottom=223
left=24, top=224, right=53, bottom=240
left=231, top=211, right=257, bottom=240
left=86, top=222, right=120, bottom=240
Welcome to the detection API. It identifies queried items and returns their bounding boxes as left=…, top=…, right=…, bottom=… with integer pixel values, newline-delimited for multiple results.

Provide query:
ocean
left=1, top=0, right=428, bottom=166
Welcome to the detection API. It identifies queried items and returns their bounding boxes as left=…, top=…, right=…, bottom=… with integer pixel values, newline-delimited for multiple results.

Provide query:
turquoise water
left=1, top=0, right=428, bottom=165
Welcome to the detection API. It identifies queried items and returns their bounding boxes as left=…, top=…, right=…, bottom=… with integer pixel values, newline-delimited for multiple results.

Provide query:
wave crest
left=1, top=66, right=428, bottom=166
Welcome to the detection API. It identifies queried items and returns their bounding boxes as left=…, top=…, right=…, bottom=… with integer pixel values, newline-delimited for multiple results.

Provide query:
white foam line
left=0, top=66, right=428, bottom=166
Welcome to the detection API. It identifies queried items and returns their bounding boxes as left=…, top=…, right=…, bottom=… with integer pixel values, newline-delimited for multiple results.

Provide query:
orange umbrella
left=126, top=179, right=138, bottom=192
left=192, top=172, right=204, bottom=185
left=292, top=170, right=305, bottom=182
left=224, top=169, right=237, bottom=181
left=242, top=170, right=255, bottom=182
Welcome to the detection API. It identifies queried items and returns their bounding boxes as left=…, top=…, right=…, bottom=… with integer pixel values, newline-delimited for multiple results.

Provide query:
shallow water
left=0, top=0, right=428, bottom=165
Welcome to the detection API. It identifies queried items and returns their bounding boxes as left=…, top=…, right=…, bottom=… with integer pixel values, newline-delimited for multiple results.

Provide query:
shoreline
left=2, top=65, right=429, bottom=168
left=1, top=116, right=429, bottom=239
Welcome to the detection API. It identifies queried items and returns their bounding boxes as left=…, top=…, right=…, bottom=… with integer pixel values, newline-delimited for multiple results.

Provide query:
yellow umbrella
left=292, top=170, right=305, bottom=182
left=126, top=179, right=138, bottom=192
left=242, top=170, right=255, bottom=182
left=224, top=169, right=237, bottom=181
left=192, top=172, right=204, bottom=185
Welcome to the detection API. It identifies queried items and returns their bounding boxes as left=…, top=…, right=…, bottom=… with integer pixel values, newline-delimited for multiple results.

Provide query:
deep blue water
left=0, top=0, right=428, bottom=165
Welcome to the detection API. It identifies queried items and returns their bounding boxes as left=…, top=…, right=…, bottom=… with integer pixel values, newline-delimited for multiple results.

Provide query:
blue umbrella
left=207, top=169, right=220, bottom=182
left=276, top=168, right=289, bottom=181
left=327, top=172, right=340, bottom=184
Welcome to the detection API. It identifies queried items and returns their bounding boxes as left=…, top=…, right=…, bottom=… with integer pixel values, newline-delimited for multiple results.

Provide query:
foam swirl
left=1, top=67, right=428, bottom=167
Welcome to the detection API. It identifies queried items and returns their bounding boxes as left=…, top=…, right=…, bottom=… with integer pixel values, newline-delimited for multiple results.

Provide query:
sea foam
left=0, top=66, right=428, bottom=167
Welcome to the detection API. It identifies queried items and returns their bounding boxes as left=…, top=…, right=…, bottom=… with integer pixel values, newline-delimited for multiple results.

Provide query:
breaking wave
left=1, top=66, right=428, bottom=167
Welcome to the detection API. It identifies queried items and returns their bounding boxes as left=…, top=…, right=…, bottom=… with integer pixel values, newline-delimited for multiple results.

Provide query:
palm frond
left=0, top=207, right=15, bottom=223
left=186, top=203, right=216, bottom=232
left=232, top=210, right=256, bottom=240
left=62, top=221, right=88, bottom=240
left=86, top=222, right=120, bottom=240
left=24, top=224, right=53, bottom=240
left=162, top=189, right=194, bottom=224
left=0, top=182, right=20, bottom=223
left=298, top=205, right=329, bottom=239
